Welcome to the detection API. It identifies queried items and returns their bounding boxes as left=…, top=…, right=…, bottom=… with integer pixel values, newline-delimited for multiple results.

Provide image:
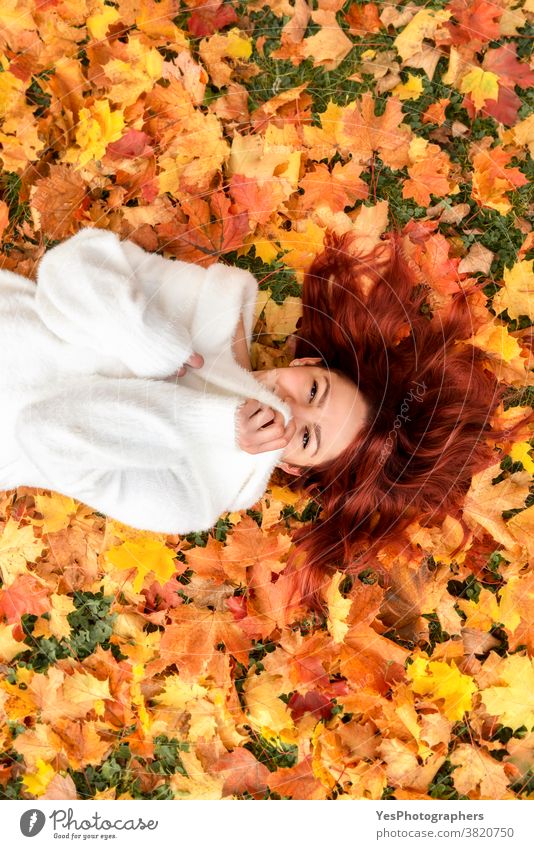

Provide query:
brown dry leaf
left=212, top=747, right=270, bottom=799
left=457, top=241, right=495, bottom=275
left=339, top=91, right=412, bottom=169
left=462, top=462, right=531, bottom=552
left=378, top=559, right=453, bottom=642
left=450, top=744, right=515, bottom=798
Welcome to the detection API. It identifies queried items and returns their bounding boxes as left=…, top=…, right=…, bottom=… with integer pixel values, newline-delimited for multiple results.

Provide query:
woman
left=0, top=225, right=296, bottom=535
left=1, top=225, right=526, bottom=612
left=0, top=225, right=364, bottom=539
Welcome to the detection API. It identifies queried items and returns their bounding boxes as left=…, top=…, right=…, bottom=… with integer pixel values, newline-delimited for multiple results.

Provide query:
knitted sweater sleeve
left=34, top=227, right=196, bottom=379
left=14, top=374, right=240, bottom=472
left=13, top=375, right=256, bottom=534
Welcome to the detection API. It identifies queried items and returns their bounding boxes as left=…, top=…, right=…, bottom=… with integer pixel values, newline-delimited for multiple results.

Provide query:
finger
left=253, top=436, right=292, bottom=453
left=242, top=399, right=264, bottom=417
left=263, top=410, right=290, bottom=432
left=258, top=412, right=287, bottom=438
left=177, top=367, right=186, bottom=377
left=248, top=404, right=275, bottom=426
left=258, top=419, right=296, bottom=444
left=187, top=352, right=204, bottom=368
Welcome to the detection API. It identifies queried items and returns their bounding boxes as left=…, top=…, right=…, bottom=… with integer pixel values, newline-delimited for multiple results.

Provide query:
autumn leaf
left=325, top=571, right=351, bottom=644
left=63, top=99, right=125, bottom=169
left=403, top=143, right=453, bottom=207
left=0, top=573, right=51, bottom=630
left=105, top=536, right=178, bottom=594
left=406, top=654, right=478, bottom=721
left=471, top=147, right=529, bottom=214
left=459, top=69, right=499, bottom=109
left=492, top=259, right=534, bottom=321
left=212, top=747, right=270, bottom=799
left=480, top=655, right=534, bottom=731
left=243, top=669, right=296, bottom=742
left=339, top=91, right=412, bottom=170
left=392, top=73, right=424, bottom=101
left=450, top=743, right=514, bottom=798
left=21, top=758, right=55, bottom=798
left=462, top=461, right=531, bottom=552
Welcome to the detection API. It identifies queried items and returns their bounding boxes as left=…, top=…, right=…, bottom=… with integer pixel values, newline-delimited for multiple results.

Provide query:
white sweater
left=0, top=227, right=292, bottom=533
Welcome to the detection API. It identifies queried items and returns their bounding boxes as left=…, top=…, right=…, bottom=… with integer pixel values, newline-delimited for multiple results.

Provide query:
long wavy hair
left=280, top=226, right=533, bottom=614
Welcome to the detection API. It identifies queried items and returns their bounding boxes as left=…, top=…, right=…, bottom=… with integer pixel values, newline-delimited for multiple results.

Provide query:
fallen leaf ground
left=1, top=0, right=534, bottom=801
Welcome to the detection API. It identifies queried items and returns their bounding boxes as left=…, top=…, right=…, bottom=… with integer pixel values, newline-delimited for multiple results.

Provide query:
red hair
left=281, top=227, right=533, bottom=614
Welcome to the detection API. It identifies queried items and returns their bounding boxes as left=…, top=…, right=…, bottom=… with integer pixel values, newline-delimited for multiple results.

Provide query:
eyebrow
left=311, top=375, right=330, bottom=457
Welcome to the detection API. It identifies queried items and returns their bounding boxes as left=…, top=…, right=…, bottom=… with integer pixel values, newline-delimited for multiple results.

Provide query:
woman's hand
left=236, top=399, right=296, bottom=454
left=176, top=352, right=204, bottom=377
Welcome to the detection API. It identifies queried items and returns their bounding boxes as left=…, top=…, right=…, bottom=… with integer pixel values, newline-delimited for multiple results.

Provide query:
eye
left=309, top=379, right=318, bottom=402
left=303, top=427, right=310, bottom=449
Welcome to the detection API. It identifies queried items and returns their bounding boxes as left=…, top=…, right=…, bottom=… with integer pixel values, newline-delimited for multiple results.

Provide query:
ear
left=289, top=357, right=323, bottom=367
left=276, top=461, right=304, bottom=476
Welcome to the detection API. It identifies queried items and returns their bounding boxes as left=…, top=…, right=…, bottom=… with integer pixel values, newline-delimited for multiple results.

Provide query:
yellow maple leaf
left=406, top=654, right=477, bottom=721
left=64, top=99, right=124, bottom=169
left=268, top=484, right=301, bottom=507
left=504, top=504, right=534, bottom=564
left=325, top=570, right=351, bottom=644
left=393, top=9, right=452, bottom=62
left=249, top=236, right=279, bottom=265
left=492, top=259, right=534, bottom=321
left=170, top=749, right=224, bottom=799
left=511, top=112, right=534, bottom=157
left=86, top=4, right=120, bottom=40
left=509, top=440, right=534, bottom=473
left=480, top=654, right=534, bottom=730
left=467, top=321, right=522, bottom=364
left=456, top=587, right=501, bottom=630
left=0, top=668, right=37, bottom=722
left=277, top=218, right=327, bottom=280
left=459, top=69, right=499, bottom=109
left=302, top=99, right=346, bottom=156
left=243, top=670, right=295, bottom=741
left=105, top=536, right=178, bottom=594
left=32, top=593, right=76, bottom=641
left=0, top=519, right=46, bottom=585
left=311, top=721, right=344, bottom=789
left=263, top=296, right=302, bottom=338
left=33, top=492, right=78, bottom=534
left=0, top=69, right=24, bottom=112
left=225, top=28, right=253, bottom=60
left=392, top=73, right=424, bottom=101
left=62, top=670, right=111, bottom=719
left=21, top=758, right=55, bottom=797
left=0, top=622, right=25, bottom=662
left=156, top=674, right=209, bottom=708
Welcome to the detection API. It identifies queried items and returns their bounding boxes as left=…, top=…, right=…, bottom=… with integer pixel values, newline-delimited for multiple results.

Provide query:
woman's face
left=253, top=357, right=369, bottom=475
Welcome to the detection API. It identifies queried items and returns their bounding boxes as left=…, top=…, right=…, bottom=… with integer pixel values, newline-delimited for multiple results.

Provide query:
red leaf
left=483, top=45, right=534, bottom=90
left=288, top=690, right=334, bottom=721
left=188, top=2, right=238, bottom=38
left=0, top=574, right=50, bottom=626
